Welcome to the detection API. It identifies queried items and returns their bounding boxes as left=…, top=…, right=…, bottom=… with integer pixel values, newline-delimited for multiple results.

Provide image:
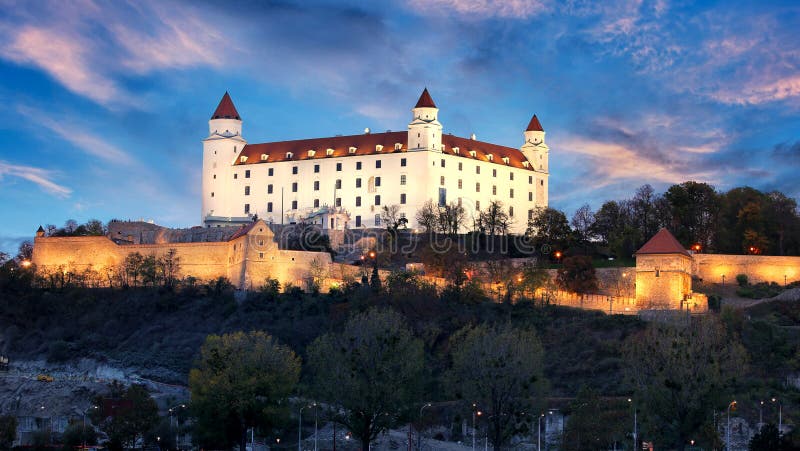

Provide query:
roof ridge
left=211, top=92, right=241, bottom=120
left=635, top=228, right=690, bottom=256
left=415, top=88, right=437, bottom=108
left=526, top=114, right=544, bottom=132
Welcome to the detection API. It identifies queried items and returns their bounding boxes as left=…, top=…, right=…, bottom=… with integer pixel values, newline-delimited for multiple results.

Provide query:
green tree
left=61, top=421, right=98, bottom=451
left=570, top=204, right=595, bottom=254
left=624, top=316, right=747, bottom=451
left=92, top=384, right=159, bottom=450
left=189, top=331, right=301, bottom=451
left=556, top=256, right=598, bottom=295
left=306, top=308, right=424, bottom=451
left=0, top=415, right=17, bottom=449
left=527, top=207, right=572, bottom=252
left=562, top=386, right=628, bottom=451
left=479, top=200, right=512, bottom=236
left=447, top=323, right=546, bottom=451
left=663, top=181, right=719, bottom=249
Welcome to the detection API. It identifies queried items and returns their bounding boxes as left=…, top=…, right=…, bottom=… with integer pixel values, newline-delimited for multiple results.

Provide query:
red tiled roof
left=526, top=114, right=544, bottom=132
left=211, top=92, right=241, bottom=120
left=415, top=88, right=437, bottom=108
left=228, top=220, right=258, bottom=241
left=635, top=228, right=690, bottom=256
left=233, top=131, right=535, bottom=171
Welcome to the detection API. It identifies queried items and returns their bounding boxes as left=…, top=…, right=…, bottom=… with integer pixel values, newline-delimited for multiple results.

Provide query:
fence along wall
left=692, top=254, right=800, bottom=285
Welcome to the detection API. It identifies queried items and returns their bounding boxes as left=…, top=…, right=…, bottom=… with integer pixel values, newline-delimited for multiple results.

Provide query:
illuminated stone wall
left=692, top=254, right=800, bottom=285
left=31, top=220, right=330, bottom=290
left=635, top=254, right=698, bottom=311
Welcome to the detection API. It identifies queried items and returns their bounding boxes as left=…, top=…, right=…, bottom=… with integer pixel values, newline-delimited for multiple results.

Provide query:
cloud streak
left=0, top=161, right=71, bottom=197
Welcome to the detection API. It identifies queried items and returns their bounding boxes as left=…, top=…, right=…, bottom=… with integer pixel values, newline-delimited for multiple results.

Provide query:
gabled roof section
left=526, top=114, right=544, bottom=132
left=635, top=228, right=690, bottom=256
left=211, top=92, right=241, bottom=120
left=227, top=220, right=258, bottom=241
left=414, top=88, right=437, bottom=108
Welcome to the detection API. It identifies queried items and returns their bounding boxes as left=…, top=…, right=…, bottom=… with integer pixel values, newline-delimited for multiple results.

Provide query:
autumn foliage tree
left=556, top=256, right=598, bottom=295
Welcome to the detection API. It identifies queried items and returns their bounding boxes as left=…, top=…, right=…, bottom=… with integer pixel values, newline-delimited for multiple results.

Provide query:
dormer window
left=453, top=146, right=460, bottom=155
left=522, top=161, right=530, bottom=168
left=502, top=156, right=510, bottom=165
left=486, top=154, right=494, bottom=162
left=286, top=152, right=294, bottom=159
left=261, top=154, right=269, bottom=161
left=376, top=144, right=384, bottom=152
left=308, top=149, right=316, bottom=157
left=469, top=150, right=477, bottom=158
left=349, top=146, right=357, bottom=154
left=240, top=156, right=248, bottom=163
left=394, top=143, right=402, bottom=151
left=326, top=148, right=335, bottom=156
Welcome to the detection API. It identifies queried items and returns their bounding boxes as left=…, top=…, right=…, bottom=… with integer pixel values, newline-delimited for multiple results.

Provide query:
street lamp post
left=727, top=400, right=737, bottom=451
left=418, top=403, right=431, bottom=450
left=772, top=398, right=782, bottom=435
left=759, top=401, right=764, bottom=430
left=471, top=404, right=482, bottom=451
left=313, top=402, right=318, bottom=451
left=82, top=405, right=98, bottom=450
left=628, top=399, right=637, bottom=451
left=168, top=404, right=186, bottom=450
left=299, top=404, right=308, bottom=451
left=537, top=413, right=544, bottom=451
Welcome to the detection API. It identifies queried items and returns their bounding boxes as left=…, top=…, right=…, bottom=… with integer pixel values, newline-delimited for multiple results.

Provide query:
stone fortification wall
left=635, top=254, right=695, bottom=310
left=692, top=254, right=800, bottom=285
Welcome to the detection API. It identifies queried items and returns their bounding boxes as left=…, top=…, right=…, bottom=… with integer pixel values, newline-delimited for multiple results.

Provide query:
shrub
left=736, top=274, right=749, bottom=287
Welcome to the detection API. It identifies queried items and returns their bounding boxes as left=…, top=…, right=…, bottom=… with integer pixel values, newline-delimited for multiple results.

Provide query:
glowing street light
left=21, top=260, right=32, bottom=268
left=772, top=397, right=782, bottom=435
left=628, top=398, right=637, bottom=451
left=727, top=400, right=737, bottom=451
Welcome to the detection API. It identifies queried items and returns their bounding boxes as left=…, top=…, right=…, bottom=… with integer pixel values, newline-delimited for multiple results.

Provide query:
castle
left=202, top=89, right=550, bottom=234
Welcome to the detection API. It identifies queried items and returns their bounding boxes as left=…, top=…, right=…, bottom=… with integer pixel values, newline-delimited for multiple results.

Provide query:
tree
left=663, top=181, right=719, bottom=249
left=415, top=200, right=439, bottom=233
left=189, top=331, right=301, bottom=451
left=556, top=256, right=598, bottom=295
left=92, top=384, right=159, bottom=450
left=570, top=204, right=595, bottom=254
left=562, top=386, right=628, bottom=451
left=749, top=423, right=791, bottom=451
left=437, top=201, right=466, bottom=235
left=380, top=204, right=408, bottom=234
left=0, top=415, right=17, bottom=449
left=479, top=200, right=511, bottom=236
left=631, top=184, right=661, bottom=241
left=17, top=240, right=33, bottom=261
left=624, top=316, right=747, bottom=451
left=527, top=207, right=571, bottom=252
left=447, top=323, right=546, bottom=451
left=307, top=308, right=424, bottom=451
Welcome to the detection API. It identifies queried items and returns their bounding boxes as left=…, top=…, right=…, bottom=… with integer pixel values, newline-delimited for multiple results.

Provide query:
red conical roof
left=415, top=88, right=437, bottom=108
left=211, top=92, right=241, bottom=120
left=635, top=228, right=690, bottom=256
left=526, top=114, right=544, bottom=131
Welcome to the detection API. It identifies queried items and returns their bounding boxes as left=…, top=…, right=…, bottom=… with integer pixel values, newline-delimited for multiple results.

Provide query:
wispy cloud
left=17, top=106, right=135, bottom=165
left=406, top=0, right=550, bottom=18
left=0, top=161, right=71, bottom=197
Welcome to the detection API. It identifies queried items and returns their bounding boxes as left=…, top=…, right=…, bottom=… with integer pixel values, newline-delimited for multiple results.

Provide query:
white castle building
left=201, top=89, right=549, bottom=234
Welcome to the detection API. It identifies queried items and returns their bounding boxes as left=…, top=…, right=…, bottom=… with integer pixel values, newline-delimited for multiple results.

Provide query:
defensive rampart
left=692, top=254, right=800, bottom=285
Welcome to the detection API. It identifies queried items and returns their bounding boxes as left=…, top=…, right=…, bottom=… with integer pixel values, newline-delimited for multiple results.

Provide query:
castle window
left=400, top=174, right=406, bottom=185
left=292, top=182, right=298, bottom=192
left=492, top=185, right=497, bottom=195
left=245, top=170, right=251, bottom=178
left=356, top=215, right=361, bottom=227
left=336, top=162, right=342, bottom=171
left=335, top=197, right=341, bottom=207
left=529, top=175, right=533, bottom=184
left=509, top=206, right=514, bottom=217
left=522, top=161, right=530, bottom=168
left=458, top=179, right=462, bottom=189
left=655, top=269, right=661, bottom=277
left=356, top=178, right=362, bottom=188
left=375, top=195, right=381, bottom=206
left=234, top=173, right=238, bottom=179
left=314, top=199, right=319, bottom=208
left=529, top=192, right=533, bottom=201
left=458, top=197, right=462, bottom=207
left=240, top=156, right=248, bottom=163
left=259, top=252, right=264, bottom=259
left=375, top=176, right=381, bottom=187
left=326, top=148, right=334, bottom=156
left=269, top=168, right=274, bottom=176
left=492, top=169, right=497, bottom=177
left=292, top=200, right=298, bottom=210
left=349, top=146, right=357, bottom=154
left=244, top=186, right=250, bottom=195
left=286, top=152, right=293, bottom=159
left=395, top=143, right=402, bottom=150
left=476, top=182, right=481, bottom=192
left=244, top=204, right=250, bottom=214
left=510, top=172, right=514, bottom=181
left=375, top=214, right=381, bottom=226
left=356, top=196, right=362, bottom=207
left=453, top=146, right=460, bottom=154
left=458, top=162, right=463, bottom=171
left=509, top=188, right=514, bottom=198
left=356, top=161, right=362, bottom=170
left=268, top=184, right=273, bottom=194
left=213, top=174, right=216, bottom=179
left=292, top=166, right=298, bottom=175
left=487, top=154, right=494, bottom=162
left=336, top=179, right=342, bottom=189
left=470, top=150, right=477, bottom=158
left=528, top=209, right=534, bottom=220
left=476, top=166, right=480, bottom=174
left=476, top=200, right=480, bottom=210
left=211, top=192, right=214, bottom=197
left=439, top=188, right=446, bottom=206
left=400, top=193, right=406, bottom=204
left=261, top=154, right=268, bottom=161
left=401, top=158, right=407, bottom=167
left=441, top=159, right=445, bottom=168
left=502, top=156, right=510, bottom=165
left=268, top=202, right=273, bottom=212
left=314, top=181, right=320, bottom=191
left=440, top=176, right=445, bottom=186
left=314, top=164, right=320, bottom=173
left=376, top=144, right=383, bottom=152
left=540, top=180, right=544, bottom=186
left=308, top=149, right=316, bottom=157
left=376, top=160, right=382, bottom=168
left=418, top=133, right=421, bottom=138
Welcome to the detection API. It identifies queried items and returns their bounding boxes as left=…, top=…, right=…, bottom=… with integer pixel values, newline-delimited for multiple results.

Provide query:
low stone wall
left=693, top=254, right=800, bottom=285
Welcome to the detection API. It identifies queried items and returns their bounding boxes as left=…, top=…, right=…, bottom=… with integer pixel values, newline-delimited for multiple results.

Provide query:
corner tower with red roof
left=634, top=228, right=705, bottom=312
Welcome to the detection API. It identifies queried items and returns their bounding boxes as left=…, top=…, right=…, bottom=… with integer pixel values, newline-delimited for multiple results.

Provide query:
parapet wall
left=693, top=254, right=800, bottom=285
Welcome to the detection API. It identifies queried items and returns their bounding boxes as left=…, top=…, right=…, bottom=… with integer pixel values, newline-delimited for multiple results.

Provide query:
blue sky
left=1, top=0, right=798, bottom=254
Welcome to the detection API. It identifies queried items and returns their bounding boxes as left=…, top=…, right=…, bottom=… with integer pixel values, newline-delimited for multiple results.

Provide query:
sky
left=0, top=0, right=798, bottom=254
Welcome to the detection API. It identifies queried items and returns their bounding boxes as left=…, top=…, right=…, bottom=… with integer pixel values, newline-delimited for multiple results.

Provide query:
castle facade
left=202, top=89, right=550, bottom=234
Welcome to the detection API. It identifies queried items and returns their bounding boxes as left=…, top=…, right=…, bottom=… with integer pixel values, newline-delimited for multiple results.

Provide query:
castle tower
left=407, top=88, right=443, bottom=152
left=520, top=115, right=549, bottom=172
left=202, top=92, right=247, bottom=226
left=634, top=228, right=700, bottom=311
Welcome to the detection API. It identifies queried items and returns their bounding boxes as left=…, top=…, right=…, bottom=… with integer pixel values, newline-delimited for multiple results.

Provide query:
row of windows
left=245, top=199, right=522, bottom=218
